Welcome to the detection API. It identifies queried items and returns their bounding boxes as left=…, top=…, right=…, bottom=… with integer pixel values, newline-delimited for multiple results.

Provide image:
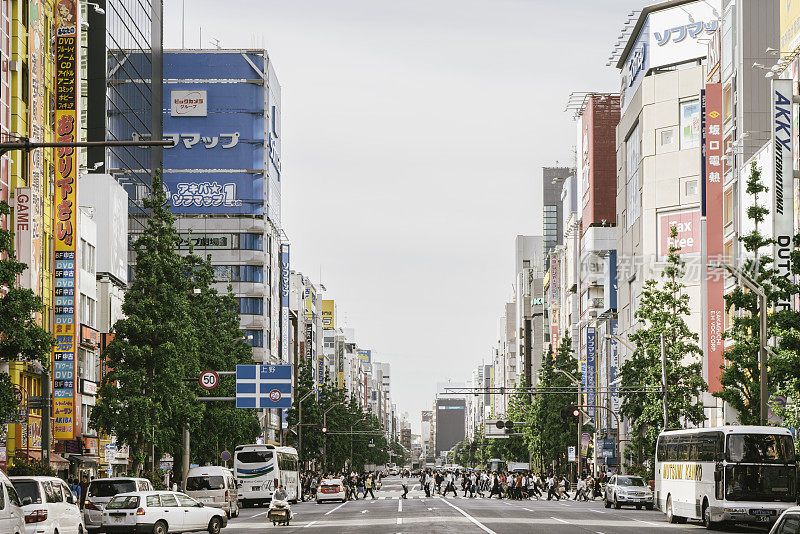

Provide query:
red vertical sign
left=704, top=83, right=724, bottom=393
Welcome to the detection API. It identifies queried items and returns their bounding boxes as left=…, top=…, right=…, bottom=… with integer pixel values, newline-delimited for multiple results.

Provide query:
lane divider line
left=303, top=521, right=317, bottom=528
left=398, top=499, right=403, bottom=512
left=397, top=517, right=402, bottom=524
left=551, top=517, right=569, bottom=524
left=438, top=497, right=497, bottom=534
left=324, top=501, right=347, bottom=516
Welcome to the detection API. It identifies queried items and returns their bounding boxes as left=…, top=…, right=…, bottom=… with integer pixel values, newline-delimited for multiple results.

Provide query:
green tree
left=712, top=161, right=800, bottom=424
left=180, top=252, right=261, bottom=467
left=530, top=338, right=579, bottom=473
left=0, top=200, right=55, bottom=423
left=91, top=172, right=200, bottom=473
left=619, top=225, right=707, bottom=478
left=285, top=361, right=321, bottom=468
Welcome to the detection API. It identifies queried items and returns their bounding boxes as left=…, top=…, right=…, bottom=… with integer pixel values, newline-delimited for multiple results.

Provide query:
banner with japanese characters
left=163, top=173, right=263, bottom=215
left=53, top=0, right=79, bottom=440
left=702, top=83, right=724, bottom=394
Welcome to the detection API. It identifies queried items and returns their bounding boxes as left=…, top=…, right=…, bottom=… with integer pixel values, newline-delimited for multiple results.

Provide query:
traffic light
left=494, top=420, right=515, bottom=432
left=560, top=405, right=580, bottom=422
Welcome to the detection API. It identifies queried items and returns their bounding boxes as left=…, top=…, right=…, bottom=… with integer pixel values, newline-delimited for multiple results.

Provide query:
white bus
left=234, top=444, right=300, bottom=507
left=655, top=426, right=796, bottom=528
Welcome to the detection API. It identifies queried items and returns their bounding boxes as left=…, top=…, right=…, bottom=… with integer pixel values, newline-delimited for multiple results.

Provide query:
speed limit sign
left=199, top=370, right=219, bottom=390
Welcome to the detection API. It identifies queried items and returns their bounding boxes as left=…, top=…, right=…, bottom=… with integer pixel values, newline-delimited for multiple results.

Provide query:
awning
left=16, top=450, right=70, bottom=467
left=67, top=454, right=101, bottom=466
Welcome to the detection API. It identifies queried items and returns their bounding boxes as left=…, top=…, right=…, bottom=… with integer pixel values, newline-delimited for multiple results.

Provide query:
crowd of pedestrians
left=300, top=470, right=385, bottom=501
left=416, top=468, right=610, bottom=501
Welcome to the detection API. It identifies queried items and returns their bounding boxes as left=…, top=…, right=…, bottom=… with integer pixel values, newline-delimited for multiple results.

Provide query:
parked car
left=603, top=475, right=654, bottom=510
left=84, top=477, right=154, bottom=532
left=0, top=470, right=25, bottom=534
left=185, top=466, right=239, bottom=518
left=316, top=478, right=346, bottom=504
left=10, top=475, right=85, bottom=534
left=770, top=507, right=800, bottom=534
left=101, top=491, right=227, bottom=534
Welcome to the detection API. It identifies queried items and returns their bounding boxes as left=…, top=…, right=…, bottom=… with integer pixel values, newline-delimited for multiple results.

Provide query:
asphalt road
left=223, top=476, right=768, bottom=533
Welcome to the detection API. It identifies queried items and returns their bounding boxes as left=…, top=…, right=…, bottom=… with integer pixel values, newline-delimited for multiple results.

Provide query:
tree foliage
left=714, top=161, right=800, bottom=424
left=619, top=225, right=707, bottom=478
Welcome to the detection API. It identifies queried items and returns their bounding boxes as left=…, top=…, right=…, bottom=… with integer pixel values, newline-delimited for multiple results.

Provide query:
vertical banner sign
left=704, top=83, right=724, bottom=394
left=337, top=338, right=345, bottom=390
left=586, top=327, right=596, bottom=418
left=549, top=252, right=560, bottom=349
left=13, top=189, right=33, bottom=289
left=53, top=0, right=79, bottom=440
left=608, top=320, right=620, bottom=426
left=772, top=79, right=795, bottom=312
left=28, top=0, right=44, bottom=297
left=280, top=244, right=290, bottom=363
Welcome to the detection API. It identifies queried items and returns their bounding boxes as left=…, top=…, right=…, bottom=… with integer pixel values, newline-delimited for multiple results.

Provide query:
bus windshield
left=725, top=465, right=796, bottom=502
left=726, top=434, right=795, bottom=464
left=236, top=450, right=273, bottom=464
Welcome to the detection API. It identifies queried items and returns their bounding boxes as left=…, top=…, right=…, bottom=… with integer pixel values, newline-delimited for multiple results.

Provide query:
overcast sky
left=163, top=0, right=641, bottom=434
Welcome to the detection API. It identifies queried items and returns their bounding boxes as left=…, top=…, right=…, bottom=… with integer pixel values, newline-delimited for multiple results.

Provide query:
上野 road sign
left=199, top=370, right=219, bottom=390
left=236, top=364, right=292, bottom=409
left=221, top=450, right=231, bottom=461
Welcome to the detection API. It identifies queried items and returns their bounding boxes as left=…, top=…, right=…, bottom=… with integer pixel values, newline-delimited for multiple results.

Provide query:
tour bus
left=234, top=444, right=300, bottom=507
left=655, top=426, right=796, bottom=528
left=486, top=459, right=507, bottom=473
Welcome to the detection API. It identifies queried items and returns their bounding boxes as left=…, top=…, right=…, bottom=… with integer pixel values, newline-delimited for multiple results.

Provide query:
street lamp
left=296, top=390, right=315, bottom=470
left=554, top=368, right=583, bottom=482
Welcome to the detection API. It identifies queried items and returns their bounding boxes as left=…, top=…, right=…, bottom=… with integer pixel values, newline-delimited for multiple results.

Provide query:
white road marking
left=551, top=517, right=570, bottom=524
left=361, top=510, right=369, bottom=514
left=303, top=521, right=317, bottom=528
left=397, top=517, right=403, bottom=524
left=522, top=508, right=533, bottom=512
left=398, top=499, right=402, bottom=512
left=438, top=497, right=497, bottom=534
left=252, top=511, right=267, bottom=517
left=324, top=501, right=347, bottom=516
left=629, top=517, right=659, bottom=526
left=587, top=509, right=606, bottom=514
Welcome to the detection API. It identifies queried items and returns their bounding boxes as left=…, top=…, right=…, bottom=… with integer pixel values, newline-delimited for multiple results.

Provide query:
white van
left=0, top=470, right=24, bottom=534
left=185, top=466, right=239, bottom=518
left=84, top=477, right=154, bottom=531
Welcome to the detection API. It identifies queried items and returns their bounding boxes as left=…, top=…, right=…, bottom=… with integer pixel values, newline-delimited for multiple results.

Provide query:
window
left=214, top=265, right=264, bottom=283
left=107, top=495, right=140, bottom=509
left=146, top=495, right=161, bottom=507
left=6, top=484, right=21, bottom=508
left=660, top=129, right=674, bottom=146
left=89, top=480, right=136, bottom=497
left=685, top=180, right=698, bottom=197
left=625, top=122, right=641, bottom=229
left=186, top=476, right=225, bottom=491
left=723, top=186, right=733, bottom=227
left=81, top=239, right=96, bottom=274
left=775, top=515, right=800, bottom=534
left=236, top=450, right=273, bottom=463
left=239, top=233, right=264, bottom=251
left=237, top=297, right=263, bottom=315
left=80, top=295, right=96, bottom=328
left=242, top=329, right=264, bottom=347
left=44, top=482, right=62, bottom=503
left=680, top=99, right=701, bottom=149
left=11, top=481, right=41, bottom=504
left=176, top=493, right=198, bottom=507
left=159, top=493, right=180, bottom=507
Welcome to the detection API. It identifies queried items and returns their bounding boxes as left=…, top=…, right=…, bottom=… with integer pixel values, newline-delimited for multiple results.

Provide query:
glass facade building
left=86, top=0, right=163, bottom=227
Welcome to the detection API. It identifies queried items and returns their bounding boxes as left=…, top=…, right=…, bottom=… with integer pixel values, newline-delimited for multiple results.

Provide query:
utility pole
left=182, top=425, right=190, bottom=491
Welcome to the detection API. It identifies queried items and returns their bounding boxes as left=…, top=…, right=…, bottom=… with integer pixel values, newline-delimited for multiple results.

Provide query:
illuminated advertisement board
left=53, top=0, right=80, bottom=440
left=280, top=244, right=290, bottom=363
left=586, top=327, right=596, bottom=418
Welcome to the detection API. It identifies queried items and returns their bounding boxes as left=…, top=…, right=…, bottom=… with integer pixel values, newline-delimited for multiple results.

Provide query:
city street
left=223, top=477, right=767, bottom=533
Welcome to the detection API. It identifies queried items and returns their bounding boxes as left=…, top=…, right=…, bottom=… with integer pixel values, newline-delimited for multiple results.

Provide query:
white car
left=316, top=479, right=346, bottom=503
left=0, top=470, right=25, bottom=534
left=603, top=474, right=654, bottom=510
left=770, top=506, right=800, bottom=534
left=101, top=491, right=228, bottom=534
left=10, top=476, right=85, bottom=534
left=83, top=477, right=154, bottom=532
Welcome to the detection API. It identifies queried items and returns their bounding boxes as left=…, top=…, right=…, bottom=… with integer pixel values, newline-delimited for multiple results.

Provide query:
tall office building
left=542, top=167, right=573, bottom=255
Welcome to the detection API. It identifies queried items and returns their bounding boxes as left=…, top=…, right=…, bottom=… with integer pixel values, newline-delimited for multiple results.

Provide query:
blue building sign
left=586, top=327, right=596, bottom=418
left=163, top=52, right=271, bottom=216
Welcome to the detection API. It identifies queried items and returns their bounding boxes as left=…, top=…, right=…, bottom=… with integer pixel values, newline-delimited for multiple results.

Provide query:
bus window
left=727, top=434, right=795, bottom=464
left=237, top=450, right=273, bottom=463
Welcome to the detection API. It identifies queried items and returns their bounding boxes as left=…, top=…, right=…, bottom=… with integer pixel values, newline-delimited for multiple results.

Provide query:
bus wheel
left=666, top=496, right=686, bottom=524
left=702, top=501, right=717, bottom=530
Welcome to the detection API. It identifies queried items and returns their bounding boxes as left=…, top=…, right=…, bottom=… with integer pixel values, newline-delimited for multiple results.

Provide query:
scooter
left=267, top=498, right=292, bottom=526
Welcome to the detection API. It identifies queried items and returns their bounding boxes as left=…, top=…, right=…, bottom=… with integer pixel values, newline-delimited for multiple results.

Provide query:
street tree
left=530, top=338, right=579, bottom=472
left=619, top=225, right=706, bottom=478
left=0, top=200, right=55, bottom=423
left=91, top=172, right=200, bottom=473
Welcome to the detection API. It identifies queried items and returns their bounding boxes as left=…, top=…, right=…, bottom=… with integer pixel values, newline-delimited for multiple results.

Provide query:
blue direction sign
left=236, top=364, right=292, bottom=409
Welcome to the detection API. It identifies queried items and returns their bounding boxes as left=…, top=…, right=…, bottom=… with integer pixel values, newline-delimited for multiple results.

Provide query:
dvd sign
left=171, top=90, right=207, bottom=117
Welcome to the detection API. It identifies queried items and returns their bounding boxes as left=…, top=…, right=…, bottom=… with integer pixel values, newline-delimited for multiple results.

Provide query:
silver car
left=603, top=475, right=654, bottom=510
left=84, top=477, right=154, bottom=532
left=770, top=507, right=800, bottom=534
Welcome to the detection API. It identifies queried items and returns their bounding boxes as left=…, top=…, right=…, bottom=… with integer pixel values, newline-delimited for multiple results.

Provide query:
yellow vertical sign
left=321, top=300, right=334, bottom=329
left=52, top=0, right=79, bottom=441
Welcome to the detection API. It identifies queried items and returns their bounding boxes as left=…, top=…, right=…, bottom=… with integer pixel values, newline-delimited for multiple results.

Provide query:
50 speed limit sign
left=199, top=370, right=219, bottom=390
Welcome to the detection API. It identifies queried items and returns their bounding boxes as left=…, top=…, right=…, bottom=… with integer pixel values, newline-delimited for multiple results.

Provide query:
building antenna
left=181, top=0, right=185, bottom=48
left=199, top=26, right=202, bottom=49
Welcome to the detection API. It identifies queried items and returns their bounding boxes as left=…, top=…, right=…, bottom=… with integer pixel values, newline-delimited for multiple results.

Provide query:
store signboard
left=772, top=79, right=794, bottom=314
left=53, top=0, right=80, bottom=440
left=170, top=90, right=207, bottom=117
left=586, top=327, right=596, bottom=418
left=658, top=208, right=701, bottom=257
left=280, top=244, right=290, bottom=363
